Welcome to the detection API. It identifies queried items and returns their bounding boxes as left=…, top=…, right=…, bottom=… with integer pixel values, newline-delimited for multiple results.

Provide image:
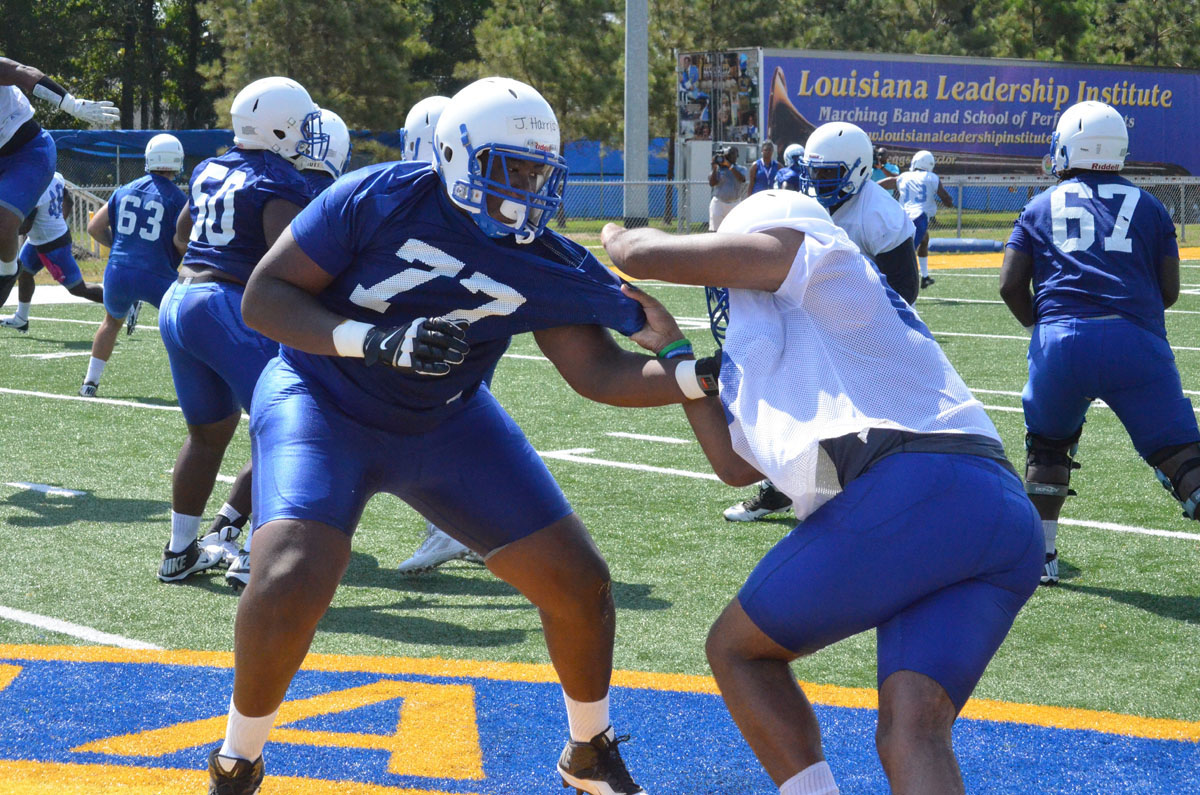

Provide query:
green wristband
left=657, top=339, right=693, bottom=359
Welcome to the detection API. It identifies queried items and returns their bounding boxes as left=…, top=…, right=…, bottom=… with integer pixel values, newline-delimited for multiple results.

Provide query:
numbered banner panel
left=0, top=646, right=1196, bottom=794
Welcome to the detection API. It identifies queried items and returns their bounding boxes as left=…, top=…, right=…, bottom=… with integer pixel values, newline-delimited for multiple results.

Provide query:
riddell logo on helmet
left=527, top=140, right=558, bottom=155
left=508, top=116, right=558, bottom=133
left=1091, top=163, right=1121, bottom=170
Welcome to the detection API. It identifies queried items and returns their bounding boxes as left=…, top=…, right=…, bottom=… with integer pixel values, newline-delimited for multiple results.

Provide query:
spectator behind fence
left=747, top=140, right=779, bottom=196
left=708, top=145, right=746, bottom=231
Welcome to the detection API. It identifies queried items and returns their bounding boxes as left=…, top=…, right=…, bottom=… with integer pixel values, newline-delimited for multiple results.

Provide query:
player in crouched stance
left=603, top=190, right=1042, bottom=795
left=207, top=78, right=701, bottom=795
left=1001, top=101, right=1200, bottom=586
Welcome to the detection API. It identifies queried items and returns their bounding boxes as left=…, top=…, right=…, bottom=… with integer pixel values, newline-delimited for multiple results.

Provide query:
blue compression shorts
left=18, top=240, right=82, bottom=287
left=103, top=266, right=175, bottom=319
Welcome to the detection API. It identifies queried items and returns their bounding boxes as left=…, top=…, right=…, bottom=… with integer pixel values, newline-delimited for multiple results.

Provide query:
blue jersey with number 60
left=285, top=161, right=646, bottom=432
left=181, top=148, right=311, bottom=282
left=105, top=174, right=187, bottom=278
left=1007, top=172, right=1178, bottom=337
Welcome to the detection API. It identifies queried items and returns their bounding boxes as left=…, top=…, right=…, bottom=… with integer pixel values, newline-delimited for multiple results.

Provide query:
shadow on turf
left=3, top=488, right=164, bottom=528
left=1058, top=581, right=1200, bottom=624
left=17, top=335, right=93, bottom=349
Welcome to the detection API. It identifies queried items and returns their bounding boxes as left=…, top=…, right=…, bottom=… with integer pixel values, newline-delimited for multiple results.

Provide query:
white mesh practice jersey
left=830, top=178, right=914, bottom=258
left=25, top=172, right=68, bottom=245
left=0, top=86, right=34, bottom=149
left=720, top=216, right=999, bottom=521
left=897, top=169, right=942, bottom=220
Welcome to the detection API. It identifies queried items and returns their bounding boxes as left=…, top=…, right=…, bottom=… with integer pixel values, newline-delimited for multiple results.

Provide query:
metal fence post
left=956, top=185, right=963, bottom=237
left=1181, top=184, right=1187, bottom=243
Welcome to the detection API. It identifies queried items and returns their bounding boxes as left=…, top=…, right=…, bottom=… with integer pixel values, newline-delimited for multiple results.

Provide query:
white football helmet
left=434, top=77, right=568, bottom=244
left=910, top=150, right=936, bottom=172
left=800, top=122, right=873, bottom=208
left=144, top=133, right=184, bottom=174
left=401, top=95, right=450, bottom=162
left=298, top=108, right=351, bottom=177
left=1051, top=101, right=1128, bottom=175
left=718, top=188, right=832, bottom=235
left=783, top=143, right=804, bottom=168
left=230, top=77, right=328, bottom=167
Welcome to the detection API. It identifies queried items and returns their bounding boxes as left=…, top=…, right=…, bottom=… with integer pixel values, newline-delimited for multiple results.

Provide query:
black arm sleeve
left=873, top=239, right=920, bottom=306
left=31, top=75, right=69, bottom=106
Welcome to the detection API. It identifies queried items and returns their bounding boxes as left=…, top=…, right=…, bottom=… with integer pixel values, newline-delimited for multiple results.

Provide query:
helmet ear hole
left=272, top=130, right=286, bottom=140
left=442, top=146, right=453, bottom=162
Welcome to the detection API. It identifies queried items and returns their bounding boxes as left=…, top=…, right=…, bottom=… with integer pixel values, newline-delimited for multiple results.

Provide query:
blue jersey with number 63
left=105, top=174, right=187, bottom=278
left=1007, top=172, right=1178, bottom=337
left=285, top=161, right=646, bottom=432
left=181, top=148, right=312, bottom=282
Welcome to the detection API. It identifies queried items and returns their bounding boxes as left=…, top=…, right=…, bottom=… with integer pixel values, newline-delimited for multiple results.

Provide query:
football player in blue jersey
left=207, top=77, right=704, bottom=795
left=155, top=76, right=324, bottom=587
left=1001, top=100, right=1200, bottom=586
left=78, top=134, right=187, bottom=396
left=0, top=57, right=116, bottom=309
left=298, top=108, right=351, bottom=195
left=772, top=143, right=803, bottom=191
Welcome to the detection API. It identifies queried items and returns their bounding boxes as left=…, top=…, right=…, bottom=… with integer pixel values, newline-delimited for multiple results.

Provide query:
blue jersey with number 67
left=105, top=174, right=187, bottom=278
left=1007, top=172, right=1178, bottom=337
left=181, top=148, right=312, bottom=282
left=285, top=161, right=646, bottom=432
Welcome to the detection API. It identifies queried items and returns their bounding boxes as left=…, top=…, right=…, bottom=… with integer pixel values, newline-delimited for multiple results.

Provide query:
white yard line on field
left=4, top=481, right=86, bottom=497
left=0, top=605, right=162, bottom=650
left=606, top=431, right=692, bottom=444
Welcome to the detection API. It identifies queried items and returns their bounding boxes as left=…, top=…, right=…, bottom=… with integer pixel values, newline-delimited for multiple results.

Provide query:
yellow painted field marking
left=0, top=665, right=20, bottom=693
left=2, top=644, right=1197, bottom=742
left=0, top=760, right=477, bottom=794
left=74, top=680, right=483, bottom=780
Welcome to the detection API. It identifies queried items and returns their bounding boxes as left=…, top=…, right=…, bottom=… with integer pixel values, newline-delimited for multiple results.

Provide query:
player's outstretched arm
left=999, top=246, right=1036, bottom=328
left=602, top=223, right=801, bottom=290
left=1, top=57, right=118, bottom=127
left=682, top=391, right=764, bottom=486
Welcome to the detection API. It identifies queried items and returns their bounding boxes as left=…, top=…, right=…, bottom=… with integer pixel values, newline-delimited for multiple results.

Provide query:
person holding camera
left=708, top=145, right=747, bottom=231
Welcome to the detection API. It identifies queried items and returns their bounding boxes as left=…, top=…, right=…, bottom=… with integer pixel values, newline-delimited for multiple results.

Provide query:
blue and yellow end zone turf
left=0, top=645, right=1197, bottom=793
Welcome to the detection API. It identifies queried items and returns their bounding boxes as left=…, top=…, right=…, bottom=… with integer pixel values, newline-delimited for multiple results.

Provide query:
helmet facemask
left=295, top=109, right=330, bottom=163
left=800, top=159, right=861, bottom=208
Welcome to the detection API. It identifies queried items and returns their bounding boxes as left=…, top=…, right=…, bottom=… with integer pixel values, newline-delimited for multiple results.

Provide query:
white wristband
left=332, top=319, right=373, bottom=358
left=674, top=359, right=708, bottom=401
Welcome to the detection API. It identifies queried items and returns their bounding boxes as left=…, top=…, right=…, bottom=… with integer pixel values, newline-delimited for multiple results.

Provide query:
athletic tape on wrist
left=332, top=319, right=372, bottom=358
left=674, top=359, right=708, bottom=400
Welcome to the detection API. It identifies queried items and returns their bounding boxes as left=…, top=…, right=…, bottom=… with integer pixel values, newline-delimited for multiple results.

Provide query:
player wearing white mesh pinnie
left=894, top=150, right=955, bottom=289
left=601, top=188, right=1042, bottom=795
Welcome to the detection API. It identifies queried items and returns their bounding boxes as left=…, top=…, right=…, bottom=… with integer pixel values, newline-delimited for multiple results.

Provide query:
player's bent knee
left=1024, top=429, right=1082, bottom=499
left=876, top=673, right=955, bottom=758
left=1149, top=442, right=1200, bottom=519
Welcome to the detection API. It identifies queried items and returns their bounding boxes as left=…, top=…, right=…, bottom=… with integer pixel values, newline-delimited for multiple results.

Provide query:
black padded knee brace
left=1024, top=428, right=1083, bottom=499
left=1149, top=442, right=1200, bottom=520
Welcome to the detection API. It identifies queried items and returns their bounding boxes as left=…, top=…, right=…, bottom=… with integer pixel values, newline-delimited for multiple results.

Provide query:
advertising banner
left=762, top=50, right=1200, bottom=175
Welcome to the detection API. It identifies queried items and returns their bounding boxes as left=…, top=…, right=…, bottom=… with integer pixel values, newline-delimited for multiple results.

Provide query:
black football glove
left=362, top=317, right=469, bottom=376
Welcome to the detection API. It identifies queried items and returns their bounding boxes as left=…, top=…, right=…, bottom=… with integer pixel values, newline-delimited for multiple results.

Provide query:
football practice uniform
left=18, top=172, right=82, bottom=288
left=721, top=213, right=1041, bottom=709
left=773, top=166, right=800, bottom=191
left=252, top=162, right=645, bottom=550
left=102, top=173, right=186, bottom=319
left=1008, top=172, right=1198, bottom=457
left=158, top=148, right=311, bottom=424
left=829, top=178, right=914, bottom=260
left=0, top=86, right=55, bottom=221
left=897, top=168, right=942, bottom=246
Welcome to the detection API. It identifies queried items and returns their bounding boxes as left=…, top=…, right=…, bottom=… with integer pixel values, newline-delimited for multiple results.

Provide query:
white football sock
left=0, top=256, right=16, bottom=277
left=14, top=301, right=30, bottom=322
left=780, top=761, right=839, bottom=795
left=168, top=511, right=201, bottom=553
left=219, top=695, right=277, bottom=762
left=216, top=502, right=244, bottom=525
left=919, top=256, right=929, bottom=277
left=563, top=691, right=610, bottom=742
left=84, top=356, right=106, bottom=385
left=1042, top=519, right=1058, bottom=555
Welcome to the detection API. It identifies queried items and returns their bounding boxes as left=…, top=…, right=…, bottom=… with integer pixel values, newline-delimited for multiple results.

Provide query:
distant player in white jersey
left=725, top=122, right=919, bottom=523
left=887, top=150, right=955, bottom=289
left=602, top=189, right=1041, bottom=795
left=1, top=172, right=104, bottom=332
left=0, top=57, right=116, bottom=310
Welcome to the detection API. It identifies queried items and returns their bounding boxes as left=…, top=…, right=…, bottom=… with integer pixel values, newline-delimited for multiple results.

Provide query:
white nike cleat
left=397, top=522, right=484, bottom=575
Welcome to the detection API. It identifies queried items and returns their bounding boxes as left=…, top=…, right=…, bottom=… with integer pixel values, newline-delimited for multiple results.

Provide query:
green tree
left=201, top=0, right=430, bottom=129
left=411, top=0, right=494, bottom=96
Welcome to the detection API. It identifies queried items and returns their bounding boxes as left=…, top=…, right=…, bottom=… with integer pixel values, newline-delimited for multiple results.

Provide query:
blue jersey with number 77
left=1007, top=172, right=1178, bottom=337
left=105, top=174, right=187, bottom=278
left=284, top=161, right=646, bottom=432
left=181, top=148, right=312, bottom=282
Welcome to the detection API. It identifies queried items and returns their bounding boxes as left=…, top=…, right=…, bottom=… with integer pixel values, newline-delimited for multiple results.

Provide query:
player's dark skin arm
left=682, top=395, right=764, bottom=486
left=0, top=58, right=45, bottom=93
left=180, top=198, right=300, bottom=283
left=874, top=240, right=920, bottom=305
left=1159, top=255, right=1181, bottom=308
left=937, top=184, right=955, bottom=208
left=601, top=223, right=802, bottom=290
left=999, top=246, right=1037, bottom=327
left=172, top=203, right=191, bottom=255
left=17, top=207, right=35, bottom=236
left=879, top=176, right=898, bottom=191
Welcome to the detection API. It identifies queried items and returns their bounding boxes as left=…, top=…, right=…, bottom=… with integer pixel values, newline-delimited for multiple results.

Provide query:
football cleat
left=558, top=727, right=646, bottom=795
left=723, top=481, right=793, bottom=522
left=199, top=523, right=243, bottom=568
left=920, top=275, right=936, bottom=290
left=157, top=539, right=222, bottom=583
left=125, top=301, right=142, bottom=335
left=397, top=521, right=484, bottom=575
left=226, top=550, right=251, bottom=593
left=1040, top=551, right=1059, bottom=586
left=79, top=381, right=98, bottom=398
left=208, top=749, right=264, bottom=795
left=0, top=315, right=29, bottom=333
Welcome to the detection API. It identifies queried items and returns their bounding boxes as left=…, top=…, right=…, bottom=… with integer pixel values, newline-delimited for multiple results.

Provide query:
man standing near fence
left=747, top=140, right=779, bottom=196
left=709, top=145, right=746, bottom=231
